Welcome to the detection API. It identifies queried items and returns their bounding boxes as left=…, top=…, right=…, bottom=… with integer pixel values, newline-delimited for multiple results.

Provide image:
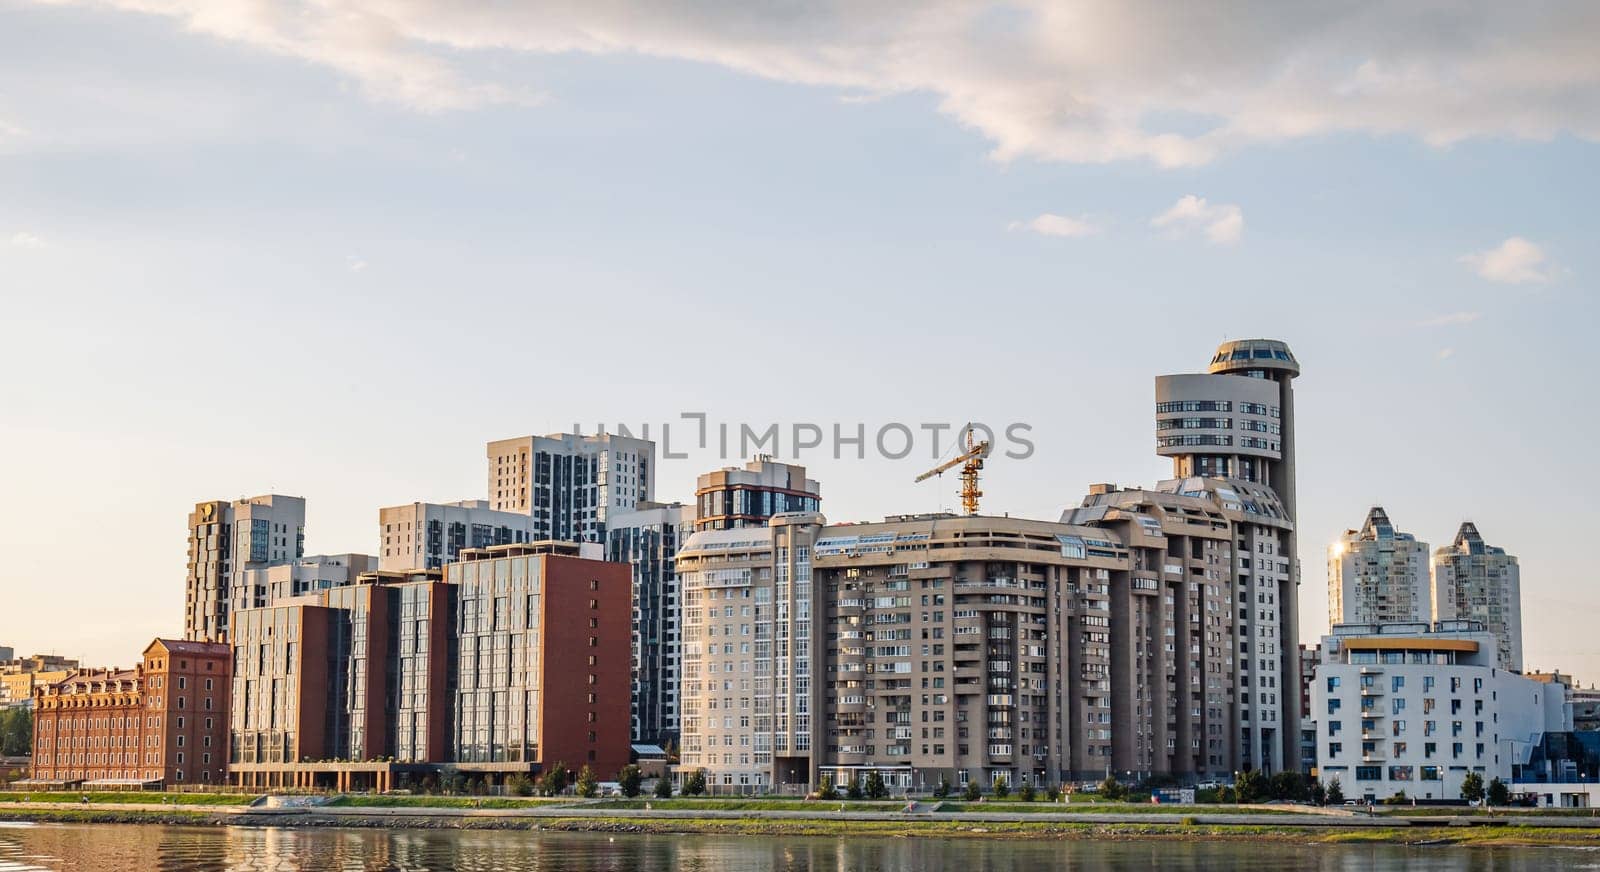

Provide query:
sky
left=1, top=1, right=1597, bottom=679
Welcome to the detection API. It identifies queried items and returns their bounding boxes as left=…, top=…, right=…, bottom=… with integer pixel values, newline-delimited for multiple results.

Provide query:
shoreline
left=3, top=803, right=1600, bottom=848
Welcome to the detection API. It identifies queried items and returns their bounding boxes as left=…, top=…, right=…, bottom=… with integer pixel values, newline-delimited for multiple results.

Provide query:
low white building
left=1312, top=621, right=1568, bottom=802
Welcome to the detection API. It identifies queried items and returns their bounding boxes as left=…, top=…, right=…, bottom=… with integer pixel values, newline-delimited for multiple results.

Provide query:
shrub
left=865, top=770, right=888, bottom=800
left=1487, top=777, right=1510, bottom=807
left=506, top=774, right=534, bottom=797
left=932, top=775, right=951, bottom=799
left=1234, top=769, right=1268, bottom=804
left=1098, top=777, right=1128, bottom=802
left=1046, top=786, right=1061, bottom=803
left=539, top=763, right=570, bottom=797
left=846, top=777, right=863, bottom=800
left=653, top=776, right=672, bottom=799
left=682, top=769, right=707, bottom=796
left=963, top=780, right=982, bottom=802
left=1018, top=784, right=1036, bottom=803
left=1325, top=779, right=1344, bottom=805
left=992, top=777, right=1010, bottom=799
left=576, top=765, right=599, bottom=799
left=1383, top=790, right=1408, bottom=806
left=817, top=775, right=838, bottom=801
left=1460, top=771, right=1485, bottom=804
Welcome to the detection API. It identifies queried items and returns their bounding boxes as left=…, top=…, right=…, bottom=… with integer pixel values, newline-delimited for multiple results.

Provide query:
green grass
left=324, top=795, right=570, bottom=809
left=588, top=798, right=905, bottom=812
left=932, top=801, right=1293, bottom=815
left=0, top=791, right=251, bottom=806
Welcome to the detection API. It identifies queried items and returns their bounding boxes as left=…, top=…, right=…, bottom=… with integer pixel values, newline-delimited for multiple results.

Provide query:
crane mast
left=913, top=428, right=992, bottom=515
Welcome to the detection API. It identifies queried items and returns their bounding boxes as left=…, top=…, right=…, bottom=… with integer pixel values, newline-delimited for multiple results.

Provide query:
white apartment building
left=1433, top=522, right=1523, bottom=674
left=1312, top=621, right=1567, bottom=802
left=378, top=500, right=534, bottom=571
left=184, top=494, right=306, bottom=642
left=229, top=553, right=377, bottom=614
left=487, top=432, right=655, bottom=544
left=1328, top=507, right=1432, bottom=627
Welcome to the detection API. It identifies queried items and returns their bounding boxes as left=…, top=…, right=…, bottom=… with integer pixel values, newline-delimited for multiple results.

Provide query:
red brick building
left=31, top=639, right=230, bottom=787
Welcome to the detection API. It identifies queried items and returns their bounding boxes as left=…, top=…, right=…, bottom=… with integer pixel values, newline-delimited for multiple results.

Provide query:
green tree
left=618, top=765, right=643, bottom=798
left=1309, top=780, right=1327, bottom=806
left=1046, top=786, right=1061, bottom=803
left=845, top=776, right=863, bottom=800
left=682, top=769, right=707, bottom=796
left=864, top=770, right=888, bottom=799
left=0, top=709, right=31, bottom=756
left=1019, top=784, right=1036, bottom=803
left=539, top=762, right=570, bottom=797
left=1098, top=776, right=1127, bottom=802
left=1461, top=771, right=1485, bottom=804
left=1234, top=769, right=1269, bottom=804
left=992, top=776, right=1010, bottom=799
left=653, top=775, right=673, bottom=798
left=506, top=773, right=534, bottom=797
left=963, top=779, right=982, bottom=801
left=1487, top=777, right=1510, bottom=807
left=1269, top=771, right=1307, bottom=802
left=817, top=775, right=838, bottom=800
left=1325, top=779, right=1344, bottom=805
left=576, top=764, right=599, bottom=798
left=932, top=774, right=951, bottom=799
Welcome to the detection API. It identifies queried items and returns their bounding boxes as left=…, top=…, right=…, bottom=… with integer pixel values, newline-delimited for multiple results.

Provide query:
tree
left=1309, top=780, right=1327, bottom=807
left=682, top=769, right=707, bottom=796
left=1461, top=771, right=1485, bottom=804
left=1487, top=777, right=1510, bottom=807
left=1270, top=771, right=1308, bottom=802
left=618, top=765, right=643, bottom=798
left=0, top=709, right=31, bottom=757
left=992, top=776, right=1010, bottom=799
left=539, top=762, right=570, bottom=797
left=864, top=770, right=888, bottom=800
left=845, top=776, right=863, bottom=800
left=1325, top=779, right=1344, bottom=805
left=506, top=773, right=534, bottom=797
left=653, top=776, right=673, bottom=798
left=576, top=764, right=599, bottom=798
left=932, top=774, right=951, bottom=799
left=1019, top=784, right=1036, bottom=803
left=1046, top=786, right=1062, bottom=803
left=1098, top=776, right=1127, bottom=802
left=817, top=775, right=838, bottom=800
left=1234, top=769, right=1269, bottom=804
left=963, top=779, right=982, bottom=801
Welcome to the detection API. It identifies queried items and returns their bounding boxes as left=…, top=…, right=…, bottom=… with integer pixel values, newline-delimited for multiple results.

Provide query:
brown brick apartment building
left=31, top=639, right=230, bottom=787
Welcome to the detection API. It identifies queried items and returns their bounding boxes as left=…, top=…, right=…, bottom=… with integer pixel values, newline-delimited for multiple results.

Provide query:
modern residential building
left=1433, top=522, right=1524, bottom=673
left=378, top=500, right=534, bottom=571
left=677, top=514, right=824, bottom=794
left=1299, top=643, right=1322, bottom=774
left=29, top=639, right=230, bottom=788
left=694, top=457, right=821, bottom=531
left=1328, top=507, right=1432, bottom=627
left=0, top=647, right=12, bottom=662
left=1311, top=621, right=1567, bottom=803
left=447, top=542, right=632, bottom=783
left=605, top=501, right=696, bottom=745
left=0, top=654, right=80, bottom=707
left=229, top=553, right=376, bottom=616
left=486, top=432, right=655, bottom=543
left=184, top=494, right=306, bottom=642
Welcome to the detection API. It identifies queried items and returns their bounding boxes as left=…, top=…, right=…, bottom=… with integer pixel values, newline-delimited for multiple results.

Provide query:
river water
left=0, top=822, right=1593, bottom=871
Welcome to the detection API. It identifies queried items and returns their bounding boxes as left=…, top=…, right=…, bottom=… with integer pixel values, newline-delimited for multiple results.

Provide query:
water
left=0, top=822, right=1593, bottom=871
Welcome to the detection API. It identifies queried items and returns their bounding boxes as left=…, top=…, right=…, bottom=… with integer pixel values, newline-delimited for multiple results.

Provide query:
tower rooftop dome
left=1208, top=339, right=1299, bottom=378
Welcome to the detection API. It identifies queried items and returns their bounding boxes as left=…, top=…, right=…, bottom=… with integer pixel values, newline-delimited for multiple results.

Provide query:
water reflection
left=0, top=823, right=1593, bottom=871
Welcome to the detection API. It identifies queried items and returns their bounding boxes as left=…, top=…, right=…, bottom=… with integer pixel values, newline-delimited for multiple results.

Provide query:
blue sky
left=1, top=1, right=1597, bottom=678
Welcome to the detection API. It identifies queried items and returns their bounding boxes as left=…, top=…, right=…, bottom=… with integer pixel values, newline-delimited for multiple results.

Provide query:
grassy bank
left=0, top=791, right=250, bottom=806
left=323, top=795, right=570, bottom=809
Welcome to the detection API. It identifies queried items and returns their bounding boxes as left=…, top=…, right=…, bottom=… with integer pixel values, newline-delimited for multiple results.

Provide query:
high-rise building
left=31, top=639, right=230, bottom=788
left=1313, top=620, right=1567, bottom=803
left=229, top=553, right=376, bottom=615
left=184, top=495, right=306, bottom=642
left=1156, top=338, right=1303, bottom=774
left=694, top=457, right=821, bottom=531
left=1433, top=522, right=1523, bottom=673
left=0, top=654, right=80, bottom=707
left=605, top=501, right=696, bottom=745
left=1329, top=507, right=1432, bottom=626
left=486, top=433, right=655, bottom=543
left=678, top=513, right=823, bottom=793
left=378, top=500, right=534, bottom=571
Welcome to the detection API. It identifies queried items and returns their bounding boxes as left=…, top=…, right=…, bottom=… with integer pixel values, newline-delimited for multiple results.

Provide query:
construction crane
left=914, top=429, right=992, bottom=516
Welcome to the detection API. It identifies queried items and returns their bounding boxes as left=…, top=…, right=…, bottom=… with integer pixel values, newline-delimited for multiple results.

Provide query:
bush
left=1018, top=784, right=1036, bottom=803
left=1325, top=779, right=1344, bottom=805
left=1460, top=771, right=1485, bottom=804
left=1234, top=769, right=1268, bottom=804
left=506, top=774, right=534, bottom=797
left=817, top=775, right=838, bottom=801
left=1309, top=780, right=1327, bottom=806
left=963, top=780, right=982, bottom=801
left=932, top=775, right=951, bottom=799
left=845, top=777, right=863, bottom=800
left=1382, top=790, right=1408, bottom=806
left=682, top=769, right=707, bottom=796
left=1098, top=777, right=1128, bottom=802
left=576, top=765, right=599, bottom=798
left=1269, top=771, right=1308, bottom=802
left=1487, top=777, right=1510, bottom=807
left=992, top=777, right=1010, bottom=799
left=618, top=765, right=643, bottom=798
left=653, top=776, right=672, bottom=798
left=1217, top=786, right=1237, bottom=803
left=1046, top=786, right=1061, bottom=803
left=539, top=763, right=570, bottom=797
left=865, top=770, right=888, bottom=800
left=1181, top=816, right=1198, bottom=826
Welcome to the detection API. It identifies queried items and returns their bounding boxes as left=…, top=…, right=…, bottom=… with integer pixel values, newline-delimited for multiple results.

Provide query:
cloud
left=1461, top=237, right=1552, bottom=284
left=1150, top=195, right=1243, bottom=244
left=18, top=1, right=1600, bottom=167
left=9, top=232, right=44, bottom=248
left=1418, top=311, right=1482, bottom=327
left=346, top=255, right=368, bottom=273
left=1009, top=213, right=1099, bottom=238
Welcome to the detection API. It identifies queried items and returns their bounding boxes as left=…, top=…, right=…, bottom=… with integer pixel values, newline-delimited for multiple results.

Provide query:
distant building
left=184, top=495, right=306, bottom=642
left=0, top=655, right=81, bottom=707
left=1433, top=522, right=1523, bottom=673
left=605, top=501, right=696, bottom=745
left=30, top=639, right=230, bottom=788
left=694, top=457, right=820, bottom=531
left=1328, top=507, right=1432, bottom=626
left=1312, top=621, right=1567, bottom=802
left=0, top=647, right=12, bottom=662
left=229, top=553, right=376, bottom=615
left=486, top=432, right=655, bottom=543
left=378, top=500, right=533, bottom=571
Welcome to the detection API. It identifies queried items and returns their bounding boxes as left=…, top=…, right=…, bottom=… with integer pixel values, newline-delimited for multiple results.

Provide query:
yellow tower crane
left=914, top=428, right=992, bottom=516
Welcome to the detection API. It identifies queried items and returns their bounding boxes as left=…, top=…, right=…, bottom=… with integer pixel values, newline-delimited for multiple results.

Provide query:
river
left=0, top=822, right=1593, bottom=871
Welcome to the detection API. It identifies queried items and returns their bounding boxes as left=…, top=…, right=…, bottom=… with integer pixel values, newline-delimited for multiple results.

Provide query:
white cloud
left=1150, top=195, right=1243, bottom=245
left=9, top=232, right=44, bottom=248
left=1461, top=237, right=1552, bottom=284
left=1009, top=213, right=1099, bottom=238
left=18, top=1, right=1600, bottom=167
left=346, top=255, right=368, bottom=273
left=1419, top=311, right=1482, bottom=327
